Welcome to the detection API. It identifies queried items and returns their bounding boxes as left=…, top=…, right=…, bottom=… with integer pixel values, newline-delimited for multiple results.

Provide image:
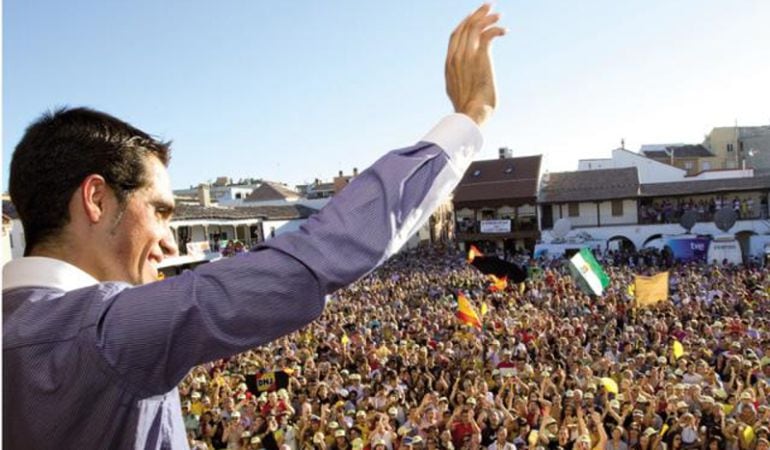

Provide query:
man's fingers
left=466, top=13, right=501, bottom=57
left=479, top=26, right=507, bottom=51
left=468, top=12, right=501, bottom=41
left=469, top=3, right=492, bottom=22
left=454, top=14, right=474, bottom=66
left=447, top=15, right=467, bottom=60
left=449, top=4, right=490, bottom=62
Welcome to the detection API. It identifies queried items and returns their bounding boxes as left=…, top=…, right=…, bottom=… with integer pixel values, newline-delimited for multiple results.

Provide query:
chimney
left=338, top=170, right=343, bottom=177
left=353, top=167, right=358, bottom=176
left=499, top=147, right=513, bottom=159
left=198, top=184, right=211, bottom=207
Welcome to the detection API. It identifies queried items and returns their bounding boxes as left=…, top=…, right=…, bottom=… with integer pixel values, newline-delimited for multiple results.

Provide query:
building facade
left=539, top=151, right=770, bottom=261
left=453, top=153, right=543, bottom=254
left=704, top=125, right=770, bottom=170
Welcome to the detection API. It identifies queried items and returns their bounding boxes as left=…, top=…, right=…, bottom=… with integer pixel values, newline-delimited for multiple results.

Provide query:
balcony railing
left=638, top=205, right=767, bottom=225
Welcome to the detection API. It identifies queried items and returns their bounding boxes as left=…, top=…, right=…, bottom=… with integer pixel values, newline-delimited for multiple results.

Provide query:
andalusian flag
left=456, top=293, right=482, bottom=329
left=569, top=248, right=610, bottom=296
left=489, top=274, right=507, bottom=292
left=467, top=245, right=484, bottom=263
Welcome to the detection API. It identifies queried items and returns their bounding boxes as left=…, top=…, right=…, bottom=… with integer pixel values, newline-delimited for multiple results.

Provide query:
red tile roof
left=453, top=155, right=542, bottom=208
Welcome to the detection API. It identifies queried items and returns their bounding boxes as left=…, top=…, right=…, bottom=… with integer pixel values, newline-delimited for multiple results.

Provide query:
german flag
left=467, top=245, right=484, bottom=263
left=489, top=274, right=507, bottom=292
left=456, top=292, right=482, bottom=329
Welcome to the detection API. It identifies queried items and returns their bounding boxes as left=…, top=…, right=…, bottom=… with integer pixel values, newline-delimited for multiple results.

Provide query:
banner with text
left=480, top=220, right=511, bottom=233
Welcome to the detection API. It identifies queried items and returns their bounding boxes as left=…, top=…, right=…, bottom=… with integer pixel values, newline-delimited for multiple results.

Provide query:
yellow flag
left=634, top=272, right=669, bottom=307
left=481, top=302, right=488, bottom=317
left=341, top=333, right=350, bottom=345
left=672, top=340, right=684, bottom=360
left=600, top=377, right=619, bottom=394
left=742, top=426, right=755, bottom=445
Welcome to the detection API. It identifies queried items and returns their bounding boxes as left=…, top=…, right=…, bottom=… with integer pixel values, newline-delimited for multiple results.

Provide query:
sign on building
left=480, top=219, right=511, bottom=233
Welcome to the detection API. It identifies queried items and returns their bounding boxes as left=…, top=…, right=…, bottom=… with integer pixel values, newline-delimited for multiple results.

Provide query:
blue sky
left=4, top=0, right=770, bottom=190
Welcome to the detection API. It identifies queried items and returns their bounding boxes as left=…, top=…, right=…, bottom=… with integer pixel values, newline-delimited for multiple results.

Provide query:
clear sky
left=4, top=0, right=770, bottom=191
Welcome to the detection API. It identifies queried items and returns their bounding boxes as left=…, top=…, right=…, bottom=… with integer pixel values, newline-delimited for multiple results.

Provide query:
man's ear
left=79, top=174, right=111, bottom=224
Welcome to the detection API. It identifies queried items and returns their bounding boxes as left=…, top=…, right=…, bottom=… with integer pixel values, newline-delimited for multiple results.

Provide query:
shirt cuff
left=422, top=113, right=484, bottom=169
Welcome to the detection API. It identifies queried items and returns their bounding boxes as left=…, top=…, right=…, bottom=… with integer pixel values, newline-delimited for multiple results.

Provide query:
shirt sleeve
left=90, top=114, right=483, bottom=396
left=262, top=113, right=482, bottom=293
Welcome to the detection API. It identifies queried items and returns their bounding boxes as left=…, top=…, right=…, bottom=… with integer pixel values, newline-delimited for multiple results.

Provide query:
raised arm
left=88, top=4, right=506, bottom=397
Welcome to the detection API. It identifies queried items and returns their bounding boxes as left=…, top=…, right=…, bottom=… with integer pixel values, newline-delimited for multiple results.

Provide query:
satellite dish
left=714, top=208, right=737, bottom=233
left=553, top=218, right=572, bottom=239
left=679, top=211, right=698, bottom=233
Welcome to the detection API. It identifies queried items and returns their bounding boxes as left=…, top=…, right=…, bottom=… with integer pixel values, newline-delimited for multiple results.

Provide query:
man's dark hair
left=9, top=107, right=171, bottom=255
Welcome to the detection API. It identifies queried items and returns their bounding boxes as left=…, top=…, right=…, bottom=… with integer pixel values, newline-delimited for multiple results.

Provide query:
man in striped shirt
left=4, top=5, right=505, bottom=449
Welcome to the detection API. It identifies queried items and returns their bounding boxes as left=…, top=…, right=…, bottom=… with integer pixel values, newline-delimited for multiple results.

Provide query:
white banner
left=186, top=241, right=211, bottom=256
left=480, top=219, right=511, bottom=233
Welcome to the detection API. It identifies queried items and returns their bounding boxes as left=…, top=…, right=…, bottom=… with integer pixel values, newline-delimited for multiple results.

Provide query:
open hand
left=445, top=4, right=506, bottom=126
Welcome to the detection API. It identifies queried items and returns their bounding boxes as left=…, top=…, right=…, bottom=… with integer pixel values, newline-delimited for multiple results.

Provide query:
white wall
left=577, top=159, right=614, bottom=170
left=262, top=219, right=306, bottom=239
left=598, top=199, right=638, bottom=225
left=611, top=148, right=686, bottom=184
left=191, top=226, right=207, bottom=242
left=228, top=198, right=329, bottom=210
left=548, top=199, right=638, bottom=228
left=2, top=225, right=12, bottom=266
left=10, top=220, right=25, bottom=260
left=298, top=198, right=331, bottom=210
left=551, top=202, right=599, bottom=227
left=540, top=219, right=770, bottom=256
left=688, top=169, right=753, bottom=180
left=236, top=198, right=300, bottom=207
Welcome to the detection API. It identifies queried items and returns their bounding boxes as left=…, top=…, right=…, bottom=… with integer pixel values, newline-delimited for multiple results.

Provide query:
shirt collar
left=3, top=256, right=99, bottom=292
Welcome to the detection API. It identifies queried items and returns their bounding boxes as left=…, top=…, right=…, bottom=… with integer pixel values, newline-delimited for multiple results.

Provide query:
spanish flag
left=467, top=245, right=484, bottom=263
left=456, top=292, right=482, bottom=329
left=489, top=274, right=507, bottom=292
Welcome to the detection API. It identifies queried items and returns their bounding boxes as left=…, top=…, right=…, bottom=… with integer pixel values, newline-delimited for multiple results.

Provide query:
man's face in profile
left=99, top=155, right=177, bottom=285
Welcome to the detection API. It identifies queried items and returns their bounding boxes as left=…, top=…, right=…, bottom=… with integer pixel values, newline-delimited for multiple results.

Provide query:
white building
left=540, top=151, right=770, bottom=261
left=2, top=199, right=25, bottom=265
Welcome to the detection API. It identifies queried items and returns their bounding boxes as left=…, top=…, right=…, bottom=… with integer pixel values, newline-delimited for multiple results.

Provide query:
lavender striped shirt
left=3, top=114, right=482, bottom=449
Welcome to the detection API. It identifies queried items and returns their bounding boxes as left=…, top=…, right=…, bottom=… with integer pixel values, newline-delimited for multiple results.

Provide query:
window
left=727, top=143, right=734, bottom=152
left=684, top=161, right=694, bottom=170
left=568, top=202, right=580, bottom=217
left=235, top=193, right=242, bottom=199
left=611, top=200, right=624, bottom=217
left=702, top=161, right=711, bottom=170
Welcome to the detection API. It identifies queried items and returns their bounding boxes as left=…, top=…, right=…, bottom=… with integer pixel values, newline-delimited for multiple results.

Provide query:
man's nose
left=161, top=227, right=180, bottom=258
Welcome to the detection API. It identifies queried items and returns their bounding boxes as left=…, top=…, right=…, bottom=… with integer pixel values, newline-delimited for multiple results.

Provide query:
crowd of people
left=638, top=197, right=765, bottom=225
left=176, top=245, right=770, bottom=450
